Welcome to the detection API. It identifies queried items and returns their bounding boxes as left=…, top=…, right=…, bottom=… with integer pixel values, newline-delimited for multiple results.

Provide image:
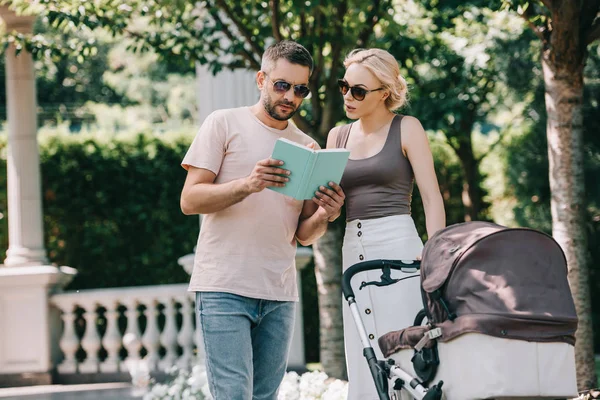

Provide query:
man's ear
left=256, top=71, right=266, bottom=90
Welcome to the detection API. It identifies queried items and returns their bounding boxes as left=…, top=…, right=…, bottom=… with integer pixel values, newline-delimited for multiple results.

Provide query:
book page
left=300, top=149, right=350, bottom=200
left=269, top=139, right=314, bottom=199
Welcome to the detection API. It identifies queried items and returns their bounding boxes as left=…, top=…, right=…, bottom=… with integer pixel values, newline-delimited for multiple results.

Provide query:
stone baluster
left=177, top=296, right=195, bottom=369
left=141, top=299, right=161, bottom=371
left=99, top=301, right=121, bottom=373
left=159, top=297, right=179, bottom=370
left=78, top=303, right=101, bottom=373
left=121, top=299, right=142, bottom=372
left=56, top=302, right=79, bottom=374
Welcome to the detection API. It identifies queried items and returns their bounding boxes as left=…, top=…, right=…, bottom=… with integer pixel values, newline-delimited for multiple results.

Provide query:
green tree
left=0, top=19, right=125, bottom=126
left=0, top=15, right=197, bottom=131
left=505, top=0, right=600, bottom=388
left=502, top=41, right=600, bottom=362
left=506, top=0, right=600, bottom=389
left=388, top=5, right=531, bottom=222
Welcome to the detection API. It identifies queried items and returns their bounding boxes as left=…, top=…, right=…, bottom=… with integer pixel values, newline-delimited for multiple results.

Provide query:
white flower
left=298, top=370, right=329, bottom=399
left=188, top=365, right=209, bottom=392
left=144, top=383, right=168, bottom=399
left=322, top=379, right=349, bottom=400
left=278, top=371, right=300, bottom=400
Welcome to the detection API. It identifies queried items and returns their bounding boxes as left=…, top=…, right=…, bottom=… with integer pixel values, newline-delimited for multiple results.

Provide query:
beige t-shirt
left=181, top=106, right=315, bottom=301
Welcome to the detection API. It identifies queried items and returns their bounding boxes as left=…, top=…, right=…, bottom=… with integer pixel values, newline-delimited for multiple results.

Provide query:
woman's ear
left=381, top=90, right=390, bottom=102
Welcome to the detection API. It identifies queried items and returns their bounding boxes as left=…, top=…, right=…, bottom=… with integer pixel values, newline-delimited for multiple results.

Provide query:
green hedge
left=0, top=131, right=199, bottom=290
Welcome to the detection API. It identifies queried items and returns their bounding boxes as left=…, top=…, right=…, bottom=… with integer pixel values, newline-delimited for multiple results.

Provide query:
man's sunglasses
left=338, top=79, right=384, bottom=101
left=265, top=74, right=311, bottom=98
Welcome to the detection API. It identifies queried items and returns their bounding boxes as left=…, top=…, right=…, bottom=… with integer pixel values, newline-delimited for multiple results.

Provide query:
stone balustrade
left=51, top=284, right=198, bottom=376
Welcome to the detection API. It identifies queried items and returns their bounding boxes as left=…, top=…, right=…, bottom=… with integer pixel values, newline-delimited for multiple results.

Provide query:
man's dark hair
left=261, top=40, right=314, bottom=75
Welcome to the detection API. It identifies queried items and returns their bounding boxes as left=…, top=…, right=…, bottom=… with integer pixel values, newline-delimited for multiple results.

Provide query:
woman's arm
left=401, top=116, right=446, bottom=238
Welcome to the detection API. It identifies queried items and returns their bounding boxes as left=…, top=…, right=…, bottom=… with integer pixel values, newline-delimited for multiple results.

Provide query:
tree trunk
left=450, top=118, right=483, bottom=222
left=312, top=219, right=347, bottom=380
left=456, top=143, right=483, bottom=222
left=542, top=55, right=597, bottom=389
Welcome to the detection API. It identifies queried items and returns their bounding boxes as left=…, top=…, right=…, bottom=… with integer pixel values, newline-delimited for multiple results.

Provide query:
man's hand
left=313, top=182, right=345, bottom=221
left=244, top=158, right=290, bottom=193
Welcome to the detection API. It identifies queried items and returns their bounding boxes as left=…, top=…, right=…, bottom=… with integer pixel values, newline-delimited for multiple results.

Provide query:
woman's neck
left=358, top=108, right=395, bottom=134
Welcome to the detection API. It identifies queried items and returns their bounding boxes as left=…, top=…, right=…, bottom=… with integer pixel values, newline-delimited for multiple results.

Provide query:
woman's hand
left=313, top=182, right=345, bottom=222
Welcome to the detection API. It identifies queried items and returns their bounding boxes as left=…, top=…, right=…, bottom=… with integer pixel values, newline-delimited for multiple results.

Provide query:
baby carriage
left=342, top=221, right=579, bottom=400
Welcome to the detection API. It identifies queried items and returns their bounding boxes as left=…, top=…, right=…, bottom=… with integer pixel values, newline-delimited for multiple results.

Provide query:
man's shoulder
left=206, top=107, right=248, bottom=123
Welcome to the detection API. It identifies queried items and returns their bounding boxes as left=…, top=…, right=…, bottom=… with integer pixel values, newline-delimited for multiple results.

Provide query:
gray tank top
left=336, top=115, right=414, bottom=221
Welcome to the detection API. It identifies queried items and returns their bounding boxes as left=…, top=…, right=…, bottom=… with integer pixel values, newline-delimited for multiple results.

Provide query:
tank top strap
left=335, top=123, right=353, bottom=148
left=387, top=114, right=404, bottom=150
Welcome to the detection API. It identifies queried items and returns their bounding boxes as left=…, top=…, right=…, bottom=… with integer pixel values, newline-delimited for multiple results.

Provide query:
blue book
left=269, top=138, right=350, bottom=200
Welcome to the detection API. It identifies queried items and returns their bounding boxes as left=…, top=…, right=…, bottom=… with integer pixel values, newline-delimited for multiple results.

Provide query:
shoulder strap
left=335, top=123, right=353, bottom=148
left=394, top=114, right=411, bottom=161
left=393, top=114, right=404, bottom=141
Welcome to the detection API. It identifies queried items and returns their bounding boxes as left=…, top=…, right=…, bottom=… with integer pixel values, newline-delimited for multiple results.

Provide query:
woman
left=326, top=48, right=446, bottom=399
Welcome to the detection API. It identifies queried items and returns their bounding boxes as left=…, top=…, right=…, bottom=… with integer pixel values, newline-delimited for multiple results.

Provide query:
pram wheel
left=411, top=345, right=439, bottom=384
left=413, top=308, right=428, bottom=326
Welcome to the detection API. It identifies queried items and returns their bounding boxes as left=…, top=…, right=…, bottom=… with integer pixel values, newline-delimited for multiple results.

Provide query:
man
left=180, top=40, right=345, bottom=399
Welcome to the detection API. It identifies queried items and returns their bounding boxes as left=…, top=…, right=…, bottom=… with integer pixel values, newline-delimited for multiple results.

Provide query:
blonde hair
left=343, top=48, right=408, bottom=111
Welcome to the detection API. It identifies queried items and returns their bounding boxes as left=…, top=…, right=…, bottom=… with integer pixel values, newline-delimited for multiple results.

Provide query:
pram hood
left=379, top=221, right=578, bottom=357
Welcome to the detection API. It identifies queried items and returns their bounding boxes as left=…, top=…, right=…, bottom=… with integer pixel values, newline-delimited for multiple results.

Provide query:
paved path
left=0, top=383, right=144, bottom=400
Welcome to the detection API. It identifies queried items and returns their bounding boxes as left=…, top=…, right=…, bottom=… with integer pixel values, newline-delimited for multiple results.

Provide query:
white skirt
left=342, top=214, right=424, bottom=400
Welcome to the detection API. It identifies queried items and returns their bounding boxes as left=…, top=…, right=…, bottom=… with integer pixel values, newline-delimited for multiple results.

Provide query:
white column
left=0, top=11, right=77, bottom=384
left=0, top=8, right=47, bottom=267
left=0, top=10, right=78, bottom=382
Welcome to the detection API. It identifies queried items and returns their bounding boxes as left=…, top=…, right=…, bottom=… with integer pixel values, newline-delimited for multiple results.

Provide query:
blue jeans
left=196, top=291, right=296, bottom=400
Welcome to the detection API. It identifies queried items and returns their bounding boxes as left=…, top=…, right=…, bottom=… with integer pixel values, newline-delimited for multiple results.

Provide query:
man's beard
left=263, top=95, right=297, bottom=121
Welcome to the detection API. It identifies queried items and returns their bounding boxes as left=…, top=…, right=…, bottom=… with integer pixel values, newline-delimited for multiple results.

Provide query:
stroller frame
left=341, top=259, right=444, bottom=400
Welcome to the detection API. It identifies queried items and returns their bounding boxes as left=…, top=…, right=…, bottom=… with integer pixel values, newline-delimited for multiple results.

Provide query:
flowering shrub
left=140, top=365, right=348, bottom=400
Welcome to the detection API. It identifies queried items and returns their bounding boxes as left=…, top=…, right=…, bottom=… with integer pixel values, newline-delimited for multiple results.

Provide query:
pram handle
left=342, top=259, right=421, bottom=301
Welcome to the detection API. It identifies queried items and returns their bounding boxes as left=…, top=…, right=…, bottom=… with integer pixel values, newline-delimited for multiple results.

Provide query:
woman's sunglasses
left=338, top=79, right=383, bottom=101
left=265, top=74, right=311, bottom=98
